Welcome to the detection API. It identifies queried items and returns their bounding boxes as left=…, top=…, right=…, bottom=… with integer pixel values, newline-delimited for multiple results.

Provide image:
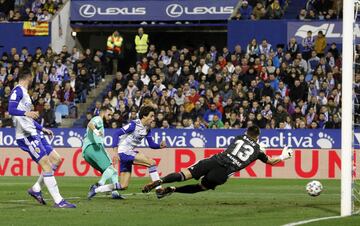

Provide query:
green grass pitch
left=0, top=177, right=359, bottom=226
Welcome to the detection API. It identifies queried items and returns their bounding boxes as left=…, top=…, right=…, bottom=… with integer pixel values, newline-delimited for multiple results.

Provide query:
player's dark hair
left=18, top=69, right=32, bottom=81
left=246, top=125, right=260, bottom=139
left=139, top=106, right=155, bottom=119
left=100, top=106, right=112, bottom=112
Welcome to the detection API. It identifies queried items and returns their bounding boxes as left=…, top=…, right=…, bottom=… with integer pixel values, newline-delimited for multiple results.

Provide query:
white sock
left=33, top=164, right=58, bottom=192
left=32, top=174, right=43, bottom=192
left=149, top=165, right=162, bottom=190
left=95, top=184, right=114, bottom=193
left=43, top=173, right=63, bottom=204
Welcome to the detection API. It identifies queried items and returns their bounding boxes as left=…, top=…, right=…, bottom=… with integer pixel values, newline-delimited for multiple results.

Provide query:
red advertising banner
left=0, top=148, right=359, bottom=179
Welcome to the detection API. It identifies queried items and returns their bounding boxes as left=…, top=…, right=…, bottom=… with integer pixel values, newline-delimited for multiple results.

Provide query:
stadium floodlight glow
left=341, top=0, right=354, bottom=217
left=71, top=31, right=77, bottom=37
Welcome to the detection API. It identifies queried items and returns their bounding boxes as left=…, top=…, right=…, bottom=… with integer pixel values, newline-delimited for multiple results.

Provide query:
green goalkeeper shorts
left=83, top=144, right=111, bottom=173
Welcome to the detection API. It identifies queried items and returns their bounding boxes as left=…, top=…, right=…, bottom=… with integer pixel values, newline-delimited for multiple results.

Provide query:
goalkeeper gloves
left=279, top=146, right=293, bottom=160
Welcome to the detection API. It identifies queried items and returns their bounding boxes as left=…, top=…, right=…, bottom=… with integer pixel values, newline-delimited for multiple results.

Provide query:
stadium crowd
left=0, top=0, right=63, bottom=22
left=231, top=0, right=342, bottom=21
left=0, top=45, right=106, bottom=128
left=231, top=0, right=289, bottom=20
left=87, top=29, right=343, bottom=130
left=298, top=0, right=342, bottom=20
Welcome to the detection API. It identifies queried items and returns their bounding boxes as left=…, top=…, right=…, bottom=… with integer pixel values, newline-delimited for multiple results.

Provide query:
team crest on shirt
left=35, top=147, right=41, bottom=153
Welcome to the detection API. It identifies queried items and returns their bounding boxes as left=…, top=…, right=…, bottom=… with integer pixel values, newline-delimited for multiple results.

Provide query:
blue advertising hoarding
left=0, top=128, right=341, bottom=149
left=71, top=0, right=238, bottom=21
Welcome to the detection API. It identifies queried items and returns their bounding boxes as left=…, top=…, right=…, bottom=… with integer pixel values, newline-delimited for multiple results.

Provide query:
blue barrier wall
left=228, top=20, right=346, bottom=51
left=228, top=20, right=287, bottom=52
left=0, top=23, right=51, bottom=54
left=0, top=128, right=341, bottom=149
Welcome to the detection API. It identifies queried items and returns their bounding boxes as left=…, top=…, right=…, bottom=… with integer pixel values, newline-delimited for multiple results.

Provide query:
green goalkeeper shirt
left=82, top=116, right=105, bottom=151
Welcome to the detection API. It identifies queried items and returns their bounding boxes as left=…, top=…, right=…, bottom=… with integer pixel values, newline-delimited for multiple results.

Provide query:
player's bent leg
left=32, top=150, right=62, bottom=194
left=38, top=156, right=76, bottom=208
left=199, top=166, right=228, bottom=191
left=119, top=172, right=131, bottom=190
left=49, top=150, right=62, bottom=167
left=142, top=169, right=193, bottom=194
left=173, top=184, right=207, bottom=194
left=18, top=135, right=75, bottom=208
left=134, top=152, right=163, bottom=195
left=133, top=152, right=156, bottom=167
left=89, top=165, right=123, bottom=200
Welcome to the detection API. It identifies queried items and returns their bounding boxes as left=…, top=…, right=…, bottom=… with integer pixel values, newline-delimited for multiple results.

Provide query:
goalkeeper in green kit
left=82, top=106, right=123, bottom=199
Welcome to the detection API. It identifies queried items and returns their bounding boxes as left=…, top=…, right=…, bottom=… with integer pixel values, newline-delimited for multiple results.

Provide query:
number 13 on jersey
left=231, top=140, right=255, bottom=161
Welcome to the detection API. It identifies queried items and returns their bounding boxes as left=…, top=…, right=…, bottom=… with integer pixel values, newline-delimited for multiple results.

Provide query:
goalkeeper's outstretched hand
left=280, top=146, right=293, bottom=160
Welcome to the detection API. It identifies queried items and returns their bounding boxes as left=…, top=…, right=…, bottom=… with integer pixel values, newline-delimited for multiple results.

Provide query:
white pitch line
left=282, top=215, right=345, bottom=226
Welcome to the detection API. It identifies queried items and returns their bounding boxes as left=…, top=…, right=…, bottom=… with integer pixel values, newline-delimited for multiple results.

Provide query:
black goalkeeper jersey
left=213, top=135, right=269, bottom=173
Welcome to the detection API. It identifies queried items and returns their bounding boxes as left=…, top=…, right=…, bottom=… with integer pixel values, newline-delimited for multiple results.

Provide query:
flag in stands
left=23, top=22, right=49, bottom=36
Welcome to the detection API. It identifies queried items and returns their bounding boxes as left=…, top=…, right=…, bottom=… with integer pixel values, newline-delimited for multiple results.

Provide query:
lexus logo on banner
left=72, top=0, right=238, bottom=21
left=166, top=4, right=184, bottom=18
left=79, top=4, right=96, bottom=18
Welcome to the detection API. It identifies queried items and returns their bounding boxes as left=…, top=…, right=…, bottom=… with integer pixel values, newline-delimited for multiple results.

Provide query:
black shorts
left=188, top=157, right=229, bottom=190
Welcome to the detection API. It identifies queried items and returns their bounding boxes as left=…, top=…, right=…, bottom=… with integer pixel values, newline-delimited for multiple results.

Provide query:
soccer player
left=84, top=106, right=123, bottom=199
left=111, top=106, right=167, bottom=198
left=142, top=125, right=293, bottom=197
left=8, top=70, right=76, bottom=208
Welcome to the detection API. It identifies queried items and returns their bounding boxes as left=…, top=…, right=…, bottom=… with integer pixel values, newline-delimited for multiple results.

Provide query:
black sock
left=174, top=184, right=205, bottom=194
left=161, top=172, right=185, bottom=183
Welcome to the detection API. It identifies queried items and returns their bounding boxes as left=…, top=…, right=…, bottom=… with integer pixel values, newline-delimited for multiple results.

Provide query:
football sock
left=95, top=184, right=114, bottom=193
left=161, top=172, right=185, bottom=183
left=43, top=172, right=63, bottom=204
left=98, top=166, right=116, bottom=186
left=149, top=165, right=162, bottom=190
left=174, top=184, right=204, bottom=194
left=32, top=164, right=58, bottom=192
left=110, top=169, right=119, bottom=186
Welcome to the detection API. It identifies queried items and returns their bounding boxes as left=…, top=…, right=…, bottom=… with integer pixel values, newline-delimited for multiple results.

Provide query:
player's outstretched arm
left=145, top=130, right=166, bottom=149
left=111, top=121, right=136, bottom=148
left=266, top=146, right=293, bottom=166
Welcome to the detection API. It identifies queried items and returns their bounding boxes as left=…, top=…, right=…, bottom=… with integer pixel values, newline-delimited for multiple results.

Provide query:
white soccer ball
left=306, top=180, right=323, bottom=196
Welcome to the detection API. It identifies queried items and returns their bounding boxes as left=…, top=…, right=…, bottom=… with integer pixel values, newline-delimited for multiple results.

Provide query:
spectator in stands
left=41, top=102, right=56, bottom=127
left=239, top=0, right=253, bottom=19
left=259, top=39, right=272, bottom=58
left=0, top=67, right=7, bottom=83
left=266, top=0, right=283, bottom=19
left=125, top=80, right=138, bottom=99
left=106, top=30, right=123, bottom=75
left=251, top=2, right=266, bottom=20
left=55, top=58, right=69, bottom=81
left=135, top=27, right=149, bottom=63
left=301, top=30, right=314, bottom=60
left=203, top=102, right=222, bottom=123
left=2, top=111, right=13, bottom=127
left=287, top=37, right=299, bottom=58
left=314, top=31, right=327, bottom=58
left=208, top=114, right=224, bottom=129
left=307, top=50, right=320, bottom=74
left=298, top=9, right=307, bottom=20
left=0, top=0, right=14, bottom=16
